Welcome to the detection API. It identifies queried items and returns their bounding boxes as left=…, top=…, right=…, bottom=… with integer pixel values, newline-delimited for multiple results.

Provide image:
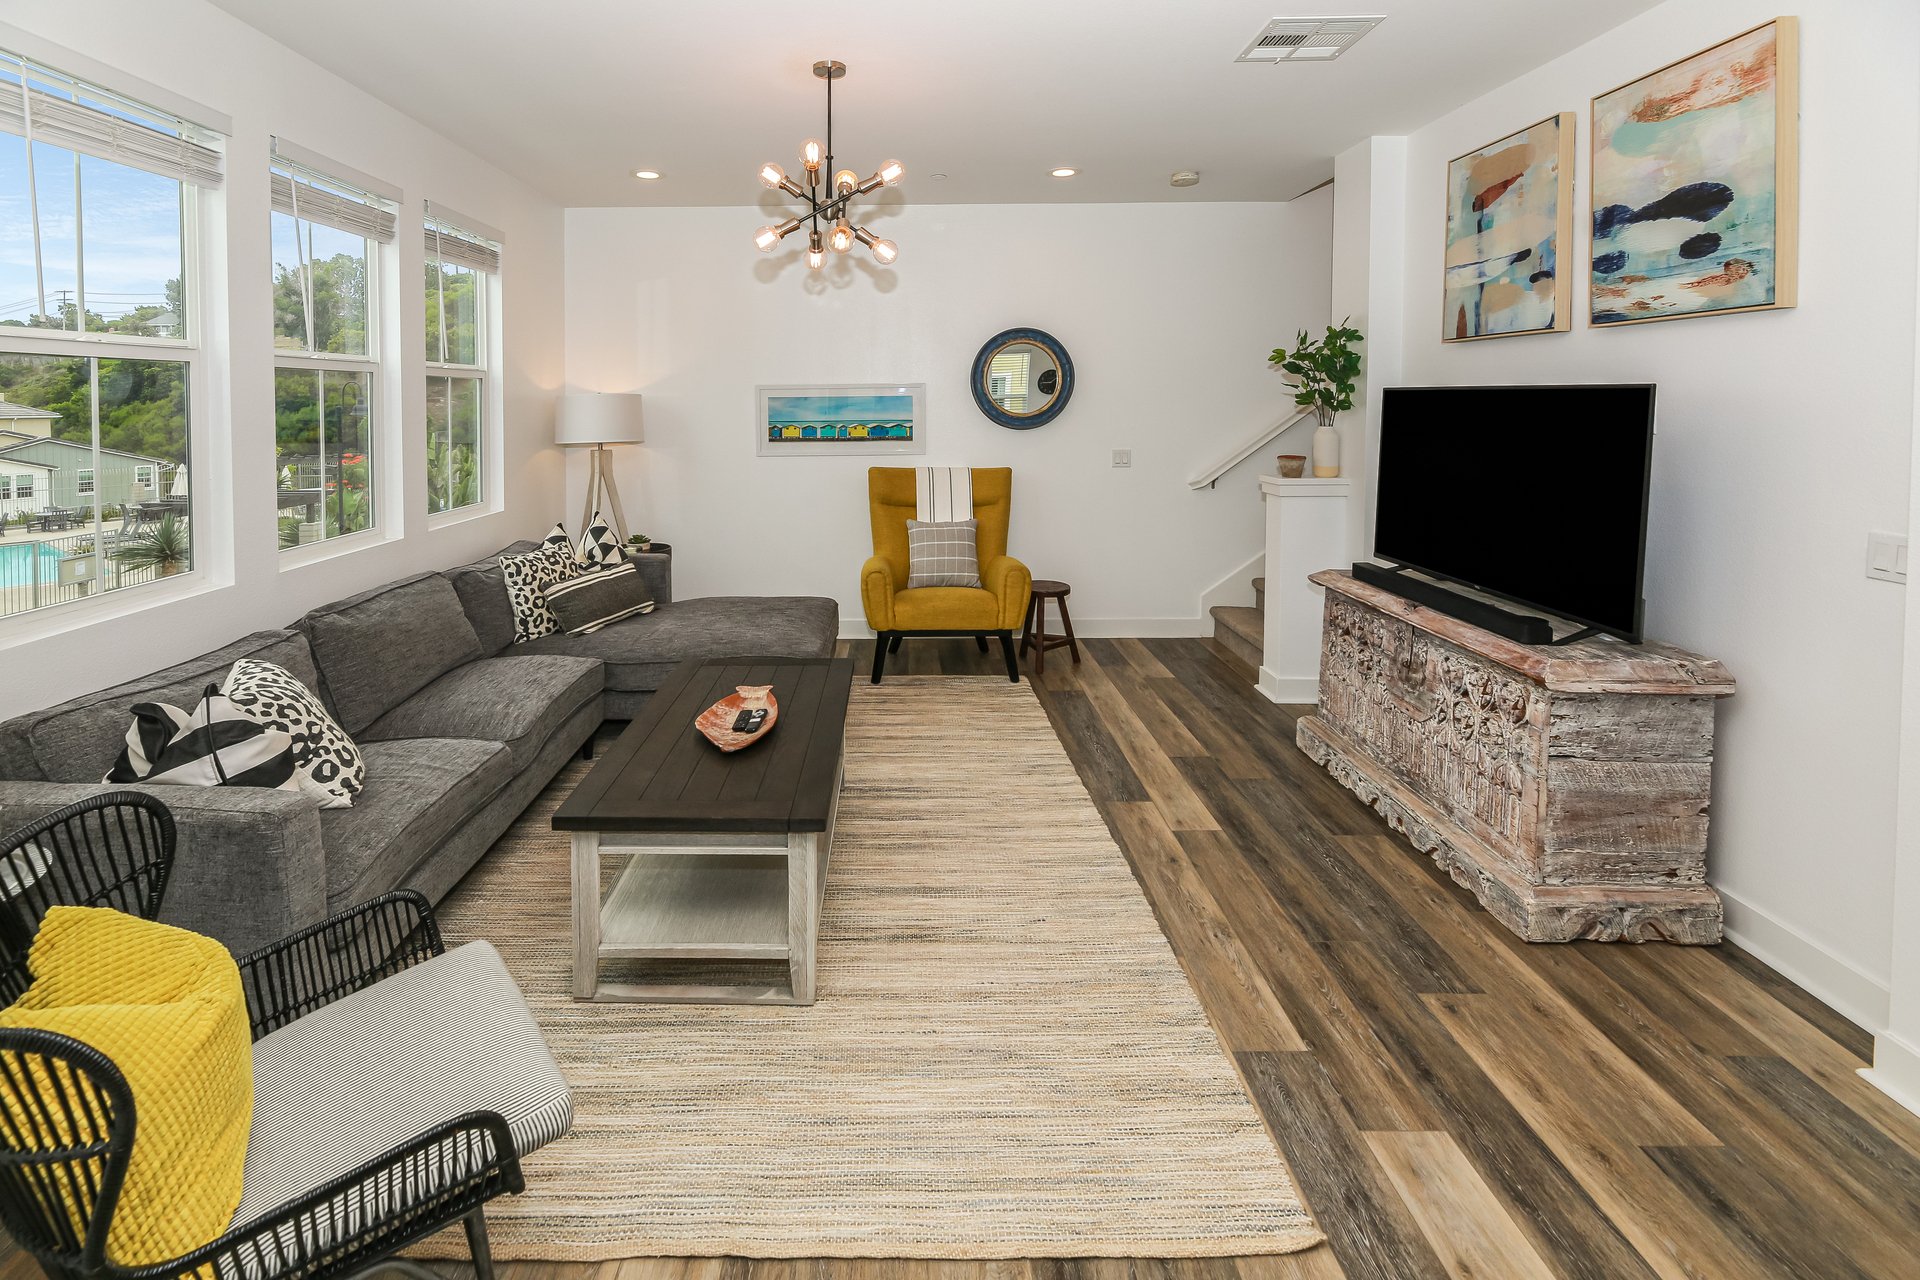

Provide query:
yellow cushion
left=891, top=586, right=1003, bottom=630
left=0, top=906, right=251, bottom=1266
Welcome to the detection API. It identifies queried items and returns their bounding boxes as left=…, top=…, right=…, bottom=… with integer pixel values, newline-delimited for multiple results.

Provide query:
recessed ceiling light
left=632, top=169, right=662, bottom=180
left=930, top=173, right=949, bottom=181
left=1051, top=167, right=1078, bottom=178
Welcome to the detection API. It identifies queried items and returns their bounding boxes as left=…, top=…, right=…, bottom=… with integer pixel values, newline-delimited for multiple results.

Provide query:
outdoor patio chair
left=0, top=791, right=572, bottom=1280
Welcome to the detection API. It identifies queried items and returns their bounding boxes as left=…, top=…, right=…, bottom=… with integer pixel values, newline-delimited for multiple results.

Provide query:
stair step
left=1253, top=576, right=1266, bottom=608
left=1209, top=605, right=1264, bottom=669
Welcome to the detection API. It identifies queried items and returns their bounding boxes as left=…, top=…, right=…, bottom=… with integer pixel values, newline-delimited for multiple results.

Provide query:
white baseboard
left=1863, top=1031, right=1920, bottom=1118
left=1257, top=667, right=1319, bottom=705
left=838, top=617, right=1212, bottom=641
left=1719, top=886, right=1890, bottom=1033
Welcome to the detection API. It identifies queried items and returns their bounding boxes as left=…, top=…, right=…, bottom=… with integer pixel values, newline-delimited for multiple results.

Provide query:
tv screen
left=1374, top=385, right=1655, bottom=641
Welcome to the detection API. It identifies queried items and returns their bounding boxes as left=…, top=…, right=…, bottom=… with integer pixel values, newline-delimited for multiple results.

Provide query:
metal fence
left=0, top=528, right=165, bottom=620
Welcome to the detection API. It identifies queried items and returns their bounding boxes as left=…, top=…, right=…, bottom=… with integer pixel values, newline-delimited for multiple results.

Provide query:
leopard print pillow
left=501, top=543, right=582, bottom=642
left=220, top=658, right=365, bottom=809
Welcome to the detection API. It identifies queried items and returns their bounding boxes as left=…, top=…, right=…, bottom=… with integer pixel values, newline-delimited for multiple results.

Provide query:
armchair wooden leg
left=975, top=634, right=989, bottom=653
left=871, top=633, right=891, bottom=684
left=465, top=1209, right=497, bottom=1280
left=887, top=633, right=903, bottom=654
left=998, top=632, right=1020, bottom=683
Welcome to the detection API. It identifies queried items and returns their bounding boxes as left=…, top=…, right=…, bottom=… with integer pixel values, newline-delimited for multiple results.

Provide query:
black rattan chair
left=0, top=791, right=554, bottom=1280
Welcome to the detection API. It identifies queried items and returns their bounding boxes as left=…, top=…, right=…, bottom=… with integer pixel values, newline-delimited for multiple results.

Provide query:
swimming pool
left=0, top=541, right=64, bottom=589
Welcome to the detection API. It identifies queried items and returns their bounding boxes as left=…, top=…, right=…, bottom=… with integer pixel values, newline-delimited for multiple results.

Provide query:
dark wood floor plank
left=1641, top=1144, right=1883, bottom=1280
left=1181, top=828, right=1444, bottom=1133
left=1707, top=942, right=1875, bottom=1063
left=1041, top=687, right=1149, bottom=804
left=1237, top=1052, right=1452, bottom=1280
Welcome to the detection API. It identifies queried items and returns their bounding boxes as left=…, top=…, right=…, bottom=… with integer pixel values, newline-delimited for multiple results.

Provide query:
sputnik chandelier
left=753, top=60, right=903, bottom=269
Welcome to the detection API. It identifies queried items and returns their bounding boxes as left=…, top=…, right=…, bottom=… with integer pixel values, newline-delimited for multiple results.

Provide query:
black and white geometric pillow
left=577, top=510, right=626, bottom=567
left=221, top=658, right=366, bottom=809
left=542, top=522, right=576, bottom=556
left=501, top=543, right=584, bottom=642
left=103, top=684, right=298, bottom=792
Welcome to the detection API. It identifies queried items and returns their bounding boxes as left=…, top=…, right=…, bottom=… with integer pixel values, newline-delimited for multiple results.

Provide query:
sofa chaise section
left=444, top=544, right=840, bottom=719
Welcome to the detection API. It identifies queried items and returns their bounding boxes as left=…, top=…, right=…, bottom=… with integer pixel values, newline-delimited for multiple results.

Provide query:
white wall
left=1382, top=0, right=1920, bottom=1025
left=0, top=0, right=567, bottom=721
left=563, top=195, right=1333, bottom=634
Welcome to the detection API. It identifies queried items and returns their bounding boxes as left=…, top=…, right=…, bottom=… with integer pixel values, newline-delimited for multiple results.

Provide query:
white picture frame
left=755, top=383, right=927, bottom=457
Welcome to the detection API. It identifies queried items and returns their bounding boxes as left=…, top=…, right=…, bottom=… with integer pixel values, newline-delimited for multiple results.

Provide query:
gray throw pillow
left=906, top=519, right=982, bottom=589
left=543, top=562, right=657, bottom=635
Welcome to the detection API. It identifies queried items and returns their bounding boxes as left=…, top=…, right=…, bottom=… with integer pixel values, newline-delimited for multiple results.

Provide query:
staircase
left=1209, top=576, right=1264, bottom=669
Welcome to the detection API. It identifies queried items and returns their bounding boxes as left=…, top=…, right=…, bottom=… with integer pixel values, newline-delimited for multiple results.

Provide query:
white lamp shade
left=555, top=392, right=645, bottom=446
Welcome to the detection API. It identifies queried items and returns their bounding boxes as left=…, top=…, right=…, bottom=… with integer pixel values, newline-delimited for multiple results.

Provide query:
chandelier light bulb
left=754, top=61, right=903, bottom=280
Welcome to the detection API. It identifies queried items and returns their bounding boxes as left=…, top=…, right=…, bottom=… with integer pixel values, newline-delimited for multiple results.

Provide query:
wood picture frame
left=1442, top=112, right=1576, bottom=341
left=755, top=383, right=927, bottom=458
left=1589, top=17, right=1799, bottom=327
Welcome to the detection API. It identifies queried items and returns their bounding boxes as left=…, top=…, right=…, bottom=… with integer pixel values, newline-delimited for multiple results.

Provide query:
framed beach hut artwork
left=1590, top=17, right=1799, bottom=326
left=1443, top=112, right=1575, bottom=340
left=755, top=384, right=927, bottom=457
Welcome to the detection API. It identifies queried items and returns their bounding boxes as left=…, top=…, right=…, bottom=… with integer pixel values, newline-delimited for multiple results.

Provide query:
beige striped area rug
left=425, top=676, right=1320, bottom=1259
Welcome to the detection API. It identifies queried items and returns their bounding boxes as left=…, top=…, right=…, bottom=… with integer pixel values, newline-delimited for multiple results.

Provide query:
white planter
left=1312, top=419, right=1341, bottom=478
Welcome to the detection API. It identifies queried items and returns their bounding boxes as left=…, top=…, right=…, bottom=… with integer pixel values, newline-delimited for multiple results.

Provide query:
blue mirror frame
left=970, top=327, right=1074, bottom=430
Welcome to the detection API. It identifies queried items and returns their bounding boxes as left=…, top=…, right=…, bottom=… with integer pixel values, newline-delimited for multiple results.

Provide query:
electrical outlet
left=1867, top=531, right=1909, bottom=583
left=1112, top=449, right=1132, bottom=468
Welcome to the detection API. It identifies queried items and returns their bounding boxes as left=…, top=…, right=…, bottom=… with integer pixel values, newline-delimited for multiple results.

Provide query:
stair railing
left=1187, top=407, right=1313, bottom=490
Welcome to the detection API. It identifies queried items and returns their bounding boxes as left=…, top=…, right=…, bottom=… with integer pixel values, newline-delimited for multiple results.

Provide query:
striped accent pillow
left=543, top=561, right=656, bottom=635
left=906, top=518, right=982, bottom=589
left=103, top=685, right=299, bottom=792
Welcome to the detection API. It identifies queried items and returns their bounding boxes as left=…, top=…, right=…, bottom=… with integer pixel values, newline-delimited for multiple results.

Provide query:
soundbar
left=1350, top=562, right=1555, bottom=645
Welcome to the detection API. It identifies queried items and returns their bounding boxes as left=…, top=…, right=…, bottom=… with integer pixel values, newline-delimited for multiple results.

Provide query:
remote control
left=732, top=708, right=768, bottom=734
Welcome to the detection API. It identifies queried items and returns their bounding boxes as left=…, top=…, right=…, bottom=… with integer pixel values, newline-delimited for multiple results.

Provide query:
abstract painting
left=1590, top=18, right=1799, bottom=326
left=755, top=384, right=926, bottom=457
left=1444, top=113, right=1574, bottom=340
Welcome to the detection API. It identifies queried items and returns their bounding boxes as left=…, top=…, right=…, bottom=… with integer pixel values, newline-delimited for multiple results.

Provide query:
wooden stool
left=1020, top=580, right=1080, bottom=675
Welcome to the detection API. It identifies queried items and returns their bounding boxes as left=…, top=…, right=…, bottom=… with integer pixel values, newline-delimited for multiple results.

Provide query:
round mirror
left=970, top=327, right=1074, bottom=429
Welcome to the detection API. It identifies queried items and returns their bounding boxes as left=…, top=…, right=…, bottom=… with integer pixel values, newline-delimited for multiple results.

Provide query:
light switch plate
left=1867, top=531, right=1908, bottom=583
left=1112, top=449, right=1132, bottom=468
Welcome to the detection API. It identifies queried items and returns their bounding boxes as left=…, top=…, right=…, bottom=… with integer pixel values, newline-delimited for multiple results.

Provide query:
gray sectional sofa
left=0, top=543, right=838, bottom=954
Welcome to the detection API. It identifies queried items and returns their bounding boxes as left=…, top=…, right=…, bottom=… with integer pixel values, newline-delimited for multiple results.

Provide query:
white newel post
left=1257, top=476, right=1351, bottom=704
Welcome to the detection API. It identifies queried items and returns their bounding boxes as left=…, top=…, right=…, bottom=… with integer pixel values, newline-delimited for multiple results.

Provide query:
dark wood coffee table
left=553, top=656, right=854, bottom=1005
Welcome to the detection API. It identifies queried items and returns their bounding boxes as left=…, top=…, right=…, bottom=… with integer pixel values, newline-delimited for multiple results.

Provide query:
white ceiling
left=206, top=0, right=1659, bottom=207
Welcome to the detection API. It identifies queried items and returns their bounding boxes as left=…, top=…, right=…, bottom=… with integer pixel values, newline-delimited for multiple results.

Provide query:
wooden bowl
left=695, top=685, right=779, bottom=752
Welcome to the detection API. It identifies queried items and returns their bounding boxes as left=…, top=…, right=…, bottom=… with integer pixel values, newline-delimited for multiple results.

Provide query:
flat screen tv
left=1374, top=384, right=1655, bottom=642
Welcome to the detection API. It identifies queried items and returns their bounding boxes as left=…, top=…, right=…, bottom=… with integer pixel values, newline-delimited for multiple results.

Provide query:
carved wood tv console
left=1296, top=570, right=1735, bottom=944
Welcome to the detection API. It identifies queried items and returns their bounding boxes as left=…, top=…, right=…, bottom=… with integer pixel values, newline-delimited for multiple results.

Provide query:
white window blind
left=271, top=169, right=398, bottom=243
left=0, top=50, right=223, bottom=187
left=426, top=202, right=501, bottom=273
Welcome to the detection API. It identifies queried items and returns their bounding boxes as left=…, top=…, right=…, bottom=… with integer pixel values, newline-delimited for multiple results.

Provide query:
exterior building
left=0, top=435, right=173, bottom=514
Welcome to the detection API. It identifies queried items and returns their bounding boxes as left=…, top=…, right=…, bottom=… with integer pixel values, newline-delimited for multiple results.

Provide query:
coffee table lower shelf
left=571, top=826, right=833, bottom=1004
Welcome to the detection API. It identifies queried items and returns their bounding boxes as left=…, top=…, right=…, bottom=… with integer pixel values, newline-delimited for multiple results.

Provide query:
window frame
left=423, top=209, right=499, bottom=521
left=0, top=64, right=212, bottom=633
left=270, top=154, right=391, bottom=556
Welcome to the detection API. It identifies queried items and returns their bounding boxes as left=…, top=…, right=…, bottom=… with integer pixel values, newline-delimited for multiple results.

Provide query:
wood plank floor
left=7, top=637, right=1911, bottom=1280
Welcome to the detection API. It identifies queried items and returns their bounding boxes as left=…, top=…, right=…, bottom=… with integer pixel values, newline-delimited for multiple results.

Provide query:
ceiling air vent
left=1237, top=16, right=1385, bottom=63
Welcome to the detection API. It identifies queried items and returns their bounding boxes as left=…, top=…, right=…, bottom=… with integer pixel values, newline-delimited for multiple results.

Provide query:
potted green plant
left=110, top=513, right=191, bottom=578
left=1268, top=319, right=1363, bottom=478
left=628, top=532, right=653, bottom=552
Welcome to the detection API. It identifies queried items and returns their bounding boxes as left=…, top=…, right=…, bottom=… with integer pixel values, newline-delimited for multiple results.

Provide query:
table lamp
left=555, top=392, right=645, bottom=544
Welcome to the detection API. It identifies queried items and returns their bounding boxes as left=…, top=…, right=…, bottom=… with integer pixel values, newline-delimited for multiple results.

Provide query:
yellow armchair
left=863, top=467, right=1032, bottom=682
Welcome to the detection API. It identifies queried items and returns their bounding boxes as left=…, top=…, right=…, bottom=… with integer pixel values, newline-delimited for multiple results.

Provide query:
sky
left=766, top=393, right=916, bottom=422
left=0, top=134, right=185, bottom=325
